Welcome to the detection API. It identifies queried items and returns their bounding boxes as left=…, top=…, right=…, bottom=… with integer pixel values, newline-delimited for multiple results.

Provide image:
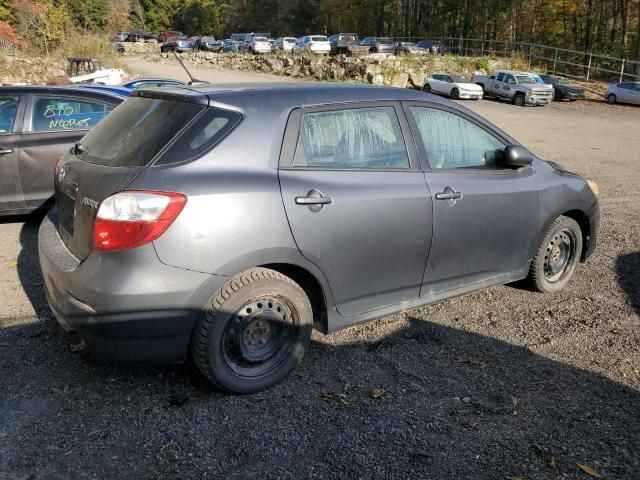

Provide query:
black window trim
left=401, top=100, right=532, bottom=176
left=278, top=100, right=420, bottom=172
left=23, top=93, right=116, bottom=134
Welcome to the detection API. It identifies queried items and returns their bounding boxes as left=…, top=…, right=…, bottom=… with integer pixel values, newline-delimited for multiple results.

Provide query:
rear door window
left=0, top=96, right=19, bottom=134
left=294, top=106, right=409, bottom=169
left=30, top=96, right=111, bottom=133
left=76, top=97, right=203, bottom=167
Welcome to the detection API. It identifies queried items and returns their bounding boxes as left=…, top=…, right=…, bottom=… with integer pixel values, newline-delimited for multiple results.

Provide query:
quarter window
left=409, top=107, right=505, bottom=170
left=294, top=106, right=409, bottom=169
left=0, top=96, right=19, bottom=134
left=31, top=96, right=111, bottom=132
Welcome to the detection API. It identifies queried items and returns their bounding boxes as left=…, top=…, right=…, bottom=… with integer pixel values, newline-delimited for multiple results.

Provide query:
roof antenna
left=172, top=51, right=209, bottom=86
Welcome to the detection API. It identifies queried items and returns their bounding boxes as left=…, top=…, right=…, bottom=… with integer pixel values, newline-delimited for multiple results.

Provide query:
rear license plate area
left=57, top=180, right=78, bottom=236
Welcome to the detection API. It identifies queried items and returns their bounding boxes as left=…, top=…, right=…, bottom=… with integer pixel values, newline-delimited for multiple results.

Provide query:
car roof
left=133, top=82, right=454, bottom=109
left=0, top=84, right=125, bottom=102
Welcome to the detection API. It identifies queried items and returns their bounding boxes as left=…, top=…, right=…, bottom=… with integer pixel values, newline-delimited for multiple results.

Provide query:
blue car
left=77, top=79, right=187, bottom=97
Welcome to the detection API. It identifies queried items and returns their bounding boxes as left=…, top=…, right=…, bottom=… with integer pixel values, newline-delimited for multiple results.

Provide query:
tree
left=11, top=0, right=70, bottom=54
left=66, top=0, right=108, bottom=31
left=107, top=0, right=132, bottom=33
left=174, top=0, right=222, bottom=36
left=134, top=0, right=177, bottom=32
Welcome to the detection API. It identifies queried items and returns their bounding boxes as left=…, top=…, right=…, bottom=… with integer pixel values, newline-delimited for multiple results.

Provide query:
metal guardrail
left=392, top=36, right=640, bottom=84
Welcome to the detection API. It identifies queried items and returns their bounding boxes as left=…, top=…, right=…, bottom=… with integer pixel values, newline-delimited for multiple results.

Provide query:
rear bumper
left=38, top=210, right=227, bottom=364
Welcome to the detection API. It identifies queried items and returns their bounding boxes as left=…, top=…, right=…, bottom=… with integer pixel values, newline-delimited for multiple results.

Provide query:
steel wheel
left=543, top=229, right=577, bottom=283
left=221, top=296, right=298, bottom=378
left=527, top=216, right=583, bottom=293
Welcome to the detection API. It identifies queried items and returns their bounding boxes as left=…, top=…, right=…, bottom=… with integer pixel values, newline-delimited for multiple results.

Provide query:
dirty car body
left=39, top=84, right=600, bottom=392
left=0, top=86, right=123, bottom=216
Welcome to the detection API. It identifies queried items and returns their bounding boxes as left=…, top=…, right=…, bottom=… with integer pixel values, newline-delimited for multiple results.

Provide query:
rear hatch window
left=76, top=97, right=203, bottom=167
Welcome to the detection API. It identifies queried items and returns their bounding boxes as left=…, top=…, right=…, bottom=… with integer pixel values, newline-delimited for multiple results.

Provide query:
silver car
left=605, top=81, right=640, bottom=105
left=39, top=84, right=600, bottom=393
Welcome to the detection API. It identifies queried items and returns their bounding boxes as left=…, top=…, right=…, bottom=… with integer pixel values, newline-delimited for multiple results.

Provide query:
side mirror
left=500, top=145, right=533, bottom=168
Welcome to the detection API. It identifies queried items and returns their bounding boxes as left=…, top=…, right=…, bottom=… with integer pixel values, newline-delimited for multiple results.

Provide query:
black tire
left=607, top=94, right=616, bottom=104
left=192, top=267, right=313, bottom=393
left=514, top=93, right=525, bottom=107
left=554, top=90, right=564, bottom=101
left=527, top=216, right=583, bottom=293
left=423, top=83, right=432, bottom=93
left=450, top=87, right=459, bottom=99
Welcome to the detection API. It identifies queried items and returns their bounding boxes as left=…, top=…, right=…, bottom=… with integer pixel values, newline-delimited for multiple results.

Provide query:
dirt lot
left=1, top=63, right=639, bottom=480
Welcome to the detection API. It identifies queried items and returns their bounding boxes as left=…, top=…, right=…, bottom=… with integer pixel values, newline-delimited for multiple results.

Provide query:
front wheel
left=450, top=87, right=460, bottom=99
left=607, top=94, right=617, bottom=104
left=527, top=216, right=583, bottom=293
left=192, top=268, right=313, bottom=393
left=423, top=83, right=432, bottom=93
left=554, top=90, right=564, bottom=101
left=514, top=93, right=525, bottom=107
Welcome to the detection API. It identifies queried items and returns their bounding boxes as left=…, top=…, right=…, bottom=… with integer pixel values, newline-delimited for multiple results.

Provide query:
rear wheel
left=192, top=268, right=312, bottom=393
left=450, top=87, right=460, bottom=99
left=607, top=94, right=617, bottom=104
left=514, top=93, right=525, bottom=106
left=423, top=83, right=432, bottom=93
left=527, top=216, right=583, bottom=293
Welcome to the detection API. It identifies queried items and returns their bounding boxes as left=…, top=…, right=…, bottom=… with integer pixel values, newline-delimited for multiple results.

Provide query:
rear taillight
left=92, top=191, right=186, bottom=251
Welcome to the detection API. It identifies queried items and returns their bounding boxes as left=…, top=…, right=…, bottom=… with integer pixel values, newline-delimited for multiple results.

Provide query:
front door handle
left=435, top=190, right=463, bottom=200
left=0, top=148, right=13, bottom=155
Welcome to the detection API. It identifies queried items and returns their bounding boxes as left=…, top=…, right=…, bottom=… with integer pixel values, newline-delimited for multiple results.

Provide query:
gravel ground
left=1, top=64, right=639, bottom=480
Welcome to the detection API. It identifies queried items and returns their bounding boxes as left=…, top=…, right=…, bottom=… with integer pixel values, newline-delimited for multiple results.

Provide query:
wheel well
left=260, top=263, right=328, bottom=332
left=562, top=209, right=590, bottom=261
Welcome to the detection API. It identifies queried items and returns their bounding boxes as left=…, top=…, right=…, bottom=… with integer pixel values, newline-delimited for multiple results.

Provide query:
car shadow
left=2, top=211, right=51, bottom=321
left=616, top=252, right=640, bottom=315
left=1, top=310, right=638, bottom=479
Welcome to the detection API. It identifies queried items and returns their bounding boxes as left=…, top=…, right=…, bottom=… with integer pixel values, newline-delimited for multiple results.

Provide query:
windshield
left=378, top=38, right=392, bottom=44
left=285, top=38, right=296, bottom=43
left=450, top=75, right=467, bottom=83
left=76, top=97, right=203, bottom=167
left=311, top=36, right=327, bottom=42
left=253, top=37, right=268, bottom=42
left=555, top=77, right=570, bottom=84
left=403, top=42, right=415, bottom=47
left=341, top=35, right=357, bottom=41
left=516, top=75, right=536, bottom=84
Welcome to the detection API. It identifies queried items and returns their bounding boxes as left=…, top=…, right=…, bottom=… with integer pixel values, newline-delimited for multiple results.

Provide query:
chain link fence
left=392, top=36, right=640, bottom=84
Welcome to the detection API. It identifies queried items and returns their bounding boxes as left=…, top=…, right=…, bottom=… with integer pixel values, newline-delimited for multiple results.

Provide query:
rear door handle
left=0, top=148, right=13, bottom=155
left=435, top=191, right=462, bottom=200
left=295, top=196, right=332, bottom=205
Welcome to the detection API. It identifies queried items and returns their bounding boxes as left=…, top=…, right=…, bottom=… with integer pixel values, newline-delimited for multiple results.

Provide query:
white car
left=605, top=81, right=640, bottom=105
left=423, top=73, right=483, bottom=100
left=274, top=37, right=297, bottom=52
left=245, top=36, right=272, bottom=54
left=294, top=35, right=331, bottom=54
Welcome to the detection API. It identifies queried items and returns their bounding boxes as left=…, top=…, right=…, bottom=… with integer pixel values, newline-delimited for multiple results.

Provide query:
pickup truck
left=328, top=33, right=370, bottom=55
left=472, top=70, right=554, bottom=106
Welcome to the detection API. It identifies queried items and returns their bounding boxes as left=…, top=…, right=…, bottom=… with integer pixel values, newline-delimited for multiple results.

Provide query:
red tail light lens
left=92, top=191, right=186, bottom=251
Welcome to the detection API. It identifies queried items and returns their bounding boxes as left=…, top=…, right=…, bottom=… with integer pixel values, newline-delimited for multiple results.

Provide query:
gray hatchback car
left=39, top=84, right=600, bottom=393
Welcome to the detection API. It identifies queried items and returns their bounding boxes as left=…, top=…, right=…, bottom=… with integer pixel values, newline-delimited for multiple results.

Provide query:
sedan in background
left=0, top=86, right=122, bottom=216
left=359, top=36, right=394, bottom=54
left=274, top=37, right=297, bottom=52
left=195, top=36, right=223, bottom=52
left=160, top=37, right=193, bottom=53
left=392, top=41, right=427, bottom=55
left=605, top=81, right=640, bottom=105
left=222, top=39, right=241, bottom=52
left=539, top=74, right=585, bottom=101
left=294, top=35, right=331, bottom=54
left=423, top=73, right=483, bottom=100
left=158, top=30, right=183, bottom=43
left=416, top=39, right=445, bottom=54
left=242, top=36, right=272, bottom=54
